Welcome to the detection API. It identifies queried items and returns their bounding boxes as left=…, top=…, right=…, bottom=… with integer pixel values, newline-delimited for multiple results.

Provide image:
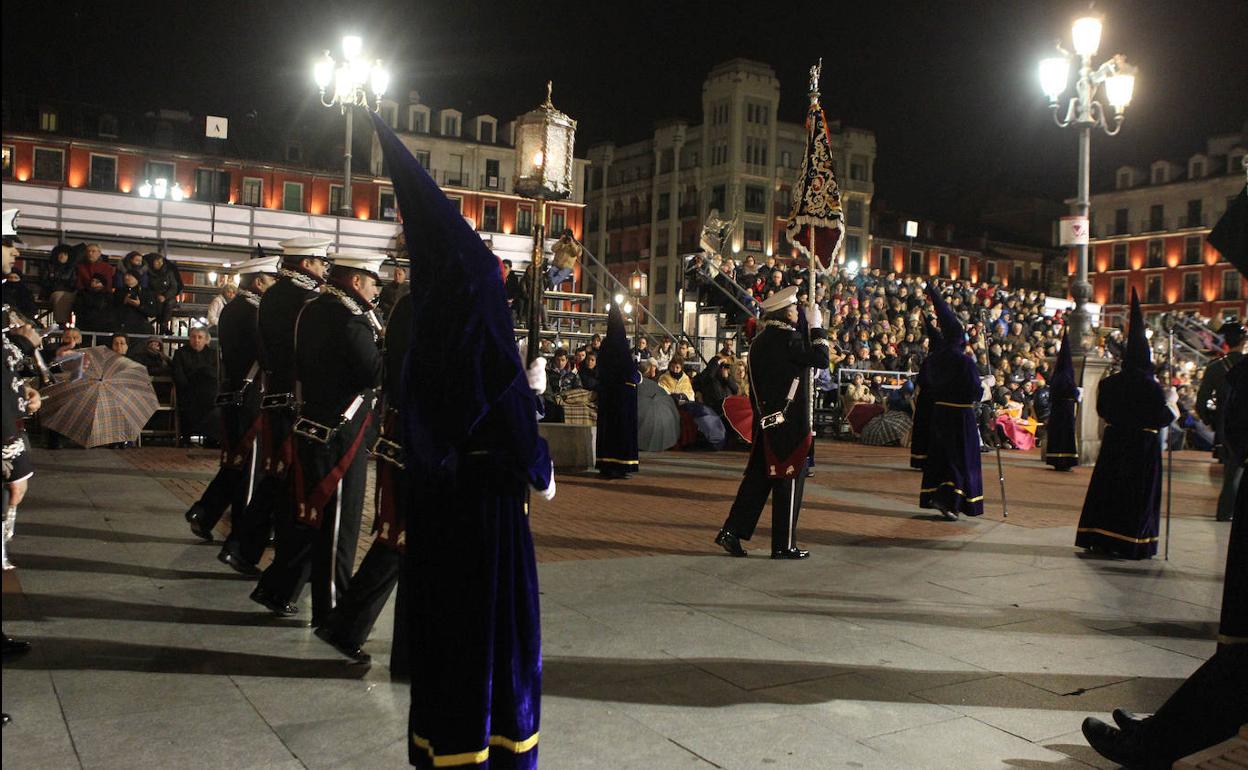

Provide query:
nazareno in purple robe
left=370, top=112, right=551, bottom=769
left=595, top=302, right=640, bottom=477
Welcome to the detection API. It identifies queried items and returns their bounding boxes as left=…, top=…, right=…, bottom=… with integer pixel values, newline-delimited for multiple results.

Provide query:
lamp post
left=630, top=268, right=648, bottom=348
left=513, top=82, right=577, bottom=364
left=1040, top=15, right=1135, bottom=354
left=314, top=35, right=389, bottom=217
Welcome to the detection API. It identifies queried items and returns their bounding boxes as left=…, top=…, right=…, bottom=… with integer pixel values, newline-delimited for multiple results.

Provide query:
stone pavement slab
left=1, top=442, right=1231, bottom=769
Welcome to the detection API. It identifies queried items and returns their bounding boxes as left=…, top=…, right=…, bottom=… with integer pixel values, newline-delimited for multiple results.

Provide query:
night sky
left=4, top=0, right=1245, bottom=218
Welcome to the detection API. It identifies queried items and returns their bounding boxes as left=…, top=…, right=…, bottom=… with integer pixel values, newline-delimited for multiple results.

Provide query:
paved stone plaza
left=1, top=442, right=1230, bottom=769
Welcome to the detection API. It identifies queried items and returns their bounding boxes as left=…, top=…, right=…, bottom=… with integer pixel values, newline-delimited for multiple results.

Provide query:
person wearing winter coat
left=145, top=252, right=183, bottom=334
left=41, top=244, right=78, bottom=325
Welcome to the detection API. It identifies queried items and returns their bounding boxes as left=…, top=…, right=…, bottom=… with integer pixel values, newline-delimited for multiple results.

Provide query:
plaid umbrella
left=861, top=409, right=913, bottom=447
left=40, top=346, right=159, bottom=447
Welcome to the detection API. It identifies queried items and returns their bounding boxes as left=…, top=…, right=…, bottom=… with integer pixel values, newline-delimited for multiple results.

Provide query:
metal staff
left=995, top=432, right=1010, bottom=519
left=1165, top=322, right=1174, bottom=560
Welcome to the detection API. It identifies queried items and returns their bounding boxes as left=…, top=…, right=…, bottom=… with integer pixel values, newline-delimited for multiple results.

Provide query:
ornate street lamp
left=314, top=35, right=389, bottom=217
left=1040, top=14, right=1136, bottom=354
left=513, top=81, right=577, bottom=362
left=629, top=268, right=648, bottom=347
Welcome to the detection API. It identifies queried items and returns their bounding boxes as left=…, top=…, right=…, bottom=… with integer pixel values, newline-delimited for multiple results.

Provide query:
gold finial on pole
left=544, top=80, right=553, bottom=107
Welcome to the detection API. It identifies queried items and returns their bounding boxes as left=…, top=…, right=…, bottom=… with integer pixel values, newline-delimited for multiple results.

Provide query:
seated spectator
left=578, top=350, right=600, bottom=391
left=640, top=359, right=658, bottom=380
left=698, top=357, right=739, bottom=415
left=658, top=356, right=694, bottom=401
left=2, top=269, right=38, bottom=319
left=843, top=372, right=874, bottom=408
left=206, top=282, right=236, bottom=329
left=113, top=270, right=158, bottom=334
left=544, top=348, right=581, bottom=397
left=75, top=243, right=115, bottom=290
left=112, top=251, right=148, bottom=291
left=377, top=266, right=409, bottom=319
left=731, top=358, right=750, bottom=398
left=130, top=336, right=171, bottom=376
left=109, top=333, right=129, bottom=356
left=42, top=243, right=79, bottom=325
left=43, top=328, right=84, bottom=450
left=652, top=337, right=675, bottom=370
left=171, top=327, right=218, bottom=446
left=72, top=276, right=115, bottom=332
left=633, top=336, right=652, bottom=363
left=145, top=252, right=183, bottom=334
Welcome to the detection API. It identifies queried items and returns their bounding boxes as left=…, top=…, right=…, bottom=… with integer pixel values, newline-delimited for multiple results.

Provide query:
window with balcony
left=241, top=178, right=263, bottom=207
left=447, top=155, right=465, bottom=186
left=1223, top=271, right=1241, bottom=300
left=959, top=255, right=970, bottom=278
left=1148, top=204, right=1164, bottom=231
left=144, top=161, right=175, bottom=185
left=985, top=260, right=997, bottom=281
left=329, top=184, right=344, bottom=214
left=87, top=154, right=117, bottom=191
left=194, top=169, right=230, bottom=203
left=484, top=158, right=500, bottom=189
left=846, top=235, right=862, bottom=261
left=1185, top=235, right=1202, bottom=265
left=909, top=249, right=924, bottom=275
left=1, top=145, right=12, bottom=179
left=1186, top=199, right=1202, bottom=228
left=1145, top=276, right=1162, bottom=304
left=938, top=253, right=949, bottom=277
left=846, top=198, right=864, bottom=227
left=657, top=192, right=670, bottom=220
left=1111, top=277, right=1127, bottom=305
left=1111, top=242, right=1128, bottom=270
left=414, top=150, right=430, bottom=169
left=1146, top=239, right=1164, bottom=268
left=780, top=150, right=791, bottom=168
left=282, top=181, right=304, bottom=212
left=1114, top=208, right=1128, bottom=235
left=516, top=205, right=532, bottom=236
left=1182, top=272, right=1201, bottom=302
left=655, top=264, right=668, bottom=295
left=743, top=225, right=764, bottom=252
left=879, top=245, right=893, bottom=271
left=744, top=185, right=766, bottom=213
left=482, top=200, right=499, bottom=232
left=549, top=207, right=566, bottom=236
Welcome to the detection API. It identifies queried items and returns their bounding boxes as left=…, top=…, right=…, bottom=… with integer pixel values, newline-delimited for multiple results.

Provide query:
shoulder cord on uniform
left=763, top=319, right=796, bottom=332
left=322, top=284, right=365, bottom=316
left=278, top=267, right=321, bottom=291
left=238, top=289, right=261, bottom=307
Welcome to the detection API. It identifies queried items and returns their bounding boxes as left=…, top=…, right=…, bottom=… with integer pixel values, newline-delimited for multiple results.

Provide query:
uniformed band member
left=716, top=285, right=829, bottom=559
left=3, top=209, right=39, bottom=726
left=1196, top=321, right=1245, bottom=521
left=261, top=251, right=384, bottom=629
left=918, top=284, right=984, bottom=520
left=371, top=111, right=554, bottom=770
left=314, top=289, right=410, bottom=666
left=595, top=301, right=640, bottom=479
left=249, top=236, right=333, bottom=616
left=1044, top=330, right=1080, bottom=471
left=909, top=317, right=943, bottom=470
left=1075, top=289, right=1176, bottom=559
left=183, top=255, right=280, bottom=575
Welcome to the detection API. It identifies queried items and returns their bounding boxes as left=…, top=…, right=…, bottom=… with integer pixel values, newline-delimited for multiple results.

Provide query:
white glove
left=1075, top=386, right=1084, bottom=402
left=803, top=304, right=824, bottom=329
left=1164, top=387, right=1179, bottom=406
left=526, top=357, right=547, bottom=395
left=535, top=463, right=556, bottom=501
left=981, top=375, right=996, bottom=388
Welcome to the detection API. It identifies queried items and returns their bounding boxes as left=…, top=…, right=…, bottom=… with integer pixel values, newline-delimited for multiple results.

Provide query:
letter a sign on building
left=1059, top=215, right=1089, bottom=246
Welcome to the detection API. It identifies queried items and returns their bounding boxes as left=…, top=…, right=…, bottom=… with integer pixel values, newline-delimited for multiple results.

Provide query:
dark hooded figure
left=1075, top=289, right=1176, bottom=559
left=919, top=284, right=984, bottom=520
left=595, top=301, right=641, bottom=479
left=1044, top=330, right=1080, bottom=471
left=372, top=112, right=553, bottom=770
left=909, top=317, right=944, bottom=470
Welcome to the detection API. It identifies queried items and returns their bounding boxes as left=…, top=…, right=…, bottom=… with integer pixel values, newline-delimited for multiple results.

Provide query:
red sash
left=762, top=431, right=812, bottom=480
left=291, top=411, right=375, bottom=529
left=259, top=412, right=295, bottom=478
left=371, top=410, right=407, bottom=553
left=220, top=412, right=263, bottom=470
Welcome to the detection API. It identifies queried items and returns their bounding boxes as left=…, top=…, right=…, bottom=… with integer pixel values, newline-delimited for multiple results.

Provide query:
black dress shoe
left=249, top=587, right=298, bottom=616
left=1111, top=708, right=1146, bottom=733
left=185, top=506, right=213, bottom=543
left=2, top=636, right=31, bottom=657
left=771, top=547, right=810, bottom=560
left=218, top=547, right=261, bottom=577
left=1081, top=717, right=1145, bottom=768
left=314, top=626, right=372, bottom=665
left=714, top=529, right=747, bottom=557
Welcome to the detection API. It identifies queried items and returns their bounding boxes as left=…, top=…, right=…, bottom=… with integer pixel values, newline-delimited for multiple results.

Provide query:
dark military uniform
left=252, top=268, right=323, bottom=605
left=318, top=292, right=410, bottom=665
left=265, top=285, right=381, bottom=627
left=723, top=316, right=829, bottom=554
left=189, top=288, right=267, bottom=564
left=1197, top=350, right=1245, bottom=521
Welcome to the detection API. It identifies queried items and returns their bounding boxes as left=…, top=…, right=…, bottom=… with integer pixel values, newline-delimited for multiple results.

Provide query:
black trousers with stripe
left=723, top=438, right=808, bottom=552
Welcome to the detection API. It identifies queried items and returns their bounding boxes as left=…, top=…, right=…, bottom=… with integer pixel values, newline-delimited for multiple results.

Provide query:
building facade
left=584, top=59, right=877, bottom=328
left=1077, top=130, right=1246, bottom=323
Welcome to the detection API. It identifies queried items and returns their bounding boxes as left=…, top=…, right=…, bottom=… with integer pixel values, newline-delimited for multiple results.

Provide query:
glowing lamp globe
left=513, top=82, right=577, bottom=201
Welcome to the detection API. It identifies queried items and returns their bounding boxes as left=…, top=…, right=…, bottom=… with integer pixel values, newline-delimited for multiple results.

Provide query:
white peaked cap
left=278, top=236, right=333, bottom=257
left=2, top=209, right=20, bottom=239
left=759, top=285, right=799, bottom=313
left=236, top=255, right=281, bottom=275
left=329, top=250, right=387, bottom=279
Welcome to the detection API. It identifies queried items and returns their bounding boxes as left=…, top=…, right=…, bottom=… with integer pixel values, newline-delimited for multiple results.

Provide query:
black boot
left=1081, top=717, right=1146, bottom=768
